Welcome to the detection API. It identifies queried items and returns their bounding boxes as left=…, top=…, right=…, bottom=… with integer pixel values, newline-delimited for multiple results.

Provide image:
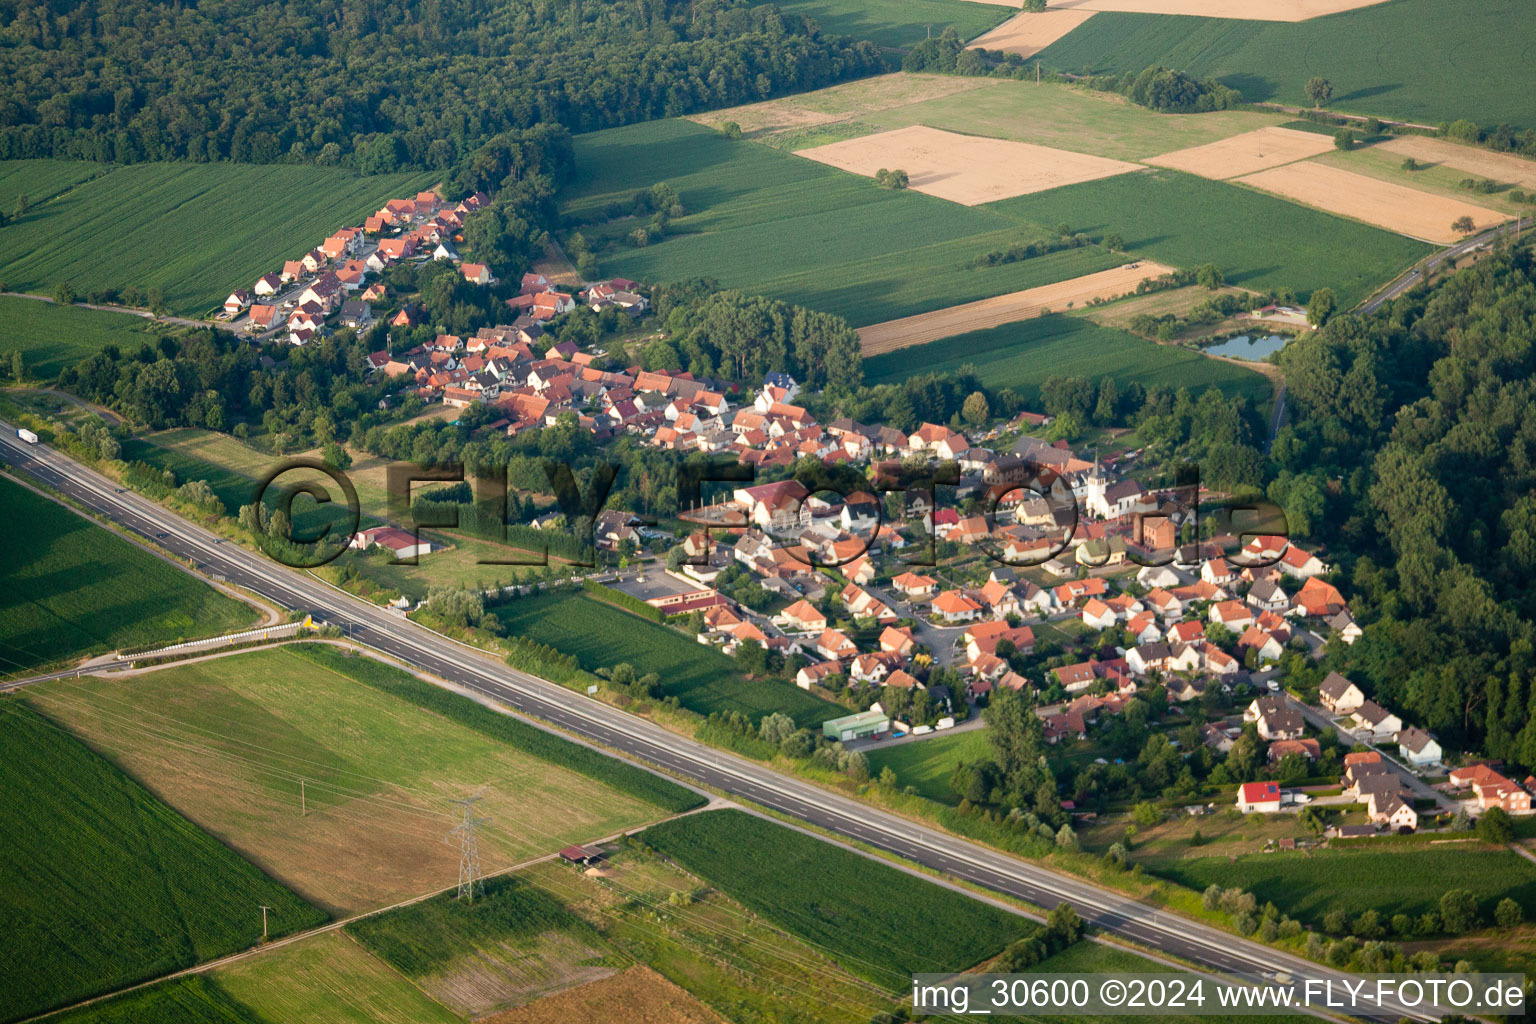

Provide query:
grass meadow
left=0, top=295, right=155, bottom=379
left=854, top=78, right=1286, bottom=162
left=641, top=809, right=1028, bottom=990
left=27, top=644, right=676, bottom=914
left=494, top=590, right=841, bottom=726
left=864, top=727, right=993, bottom=802
left=562, top=118, right=1124, bottom=327
left=863, top=313, right=1273, bottom=408
left=0, top=161, right=437, bottom=315
left=566, top=119, right=1430, bottom=328
left=0, top=475, right=256, bottom=673
left=1033, top=0, right=1536, bottom=130
left=775, top=0, right=1013, bottom=48
left=0, top=703, right=324, bottom=1022
left=1154, top=846, right=1536, bottom=929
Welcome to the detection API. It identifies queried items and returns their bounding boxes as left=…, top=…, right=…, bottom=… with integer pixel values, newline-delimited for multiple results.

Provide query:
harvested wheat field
left=1038, top=0, right=1392, bottom=20
left=969, top=10, right=1098, bottom=56
left=859, top=260, right=1176, bottom=354
left=1146, top=126, right=1337, bottom=179
left=796, top=125, right=1141, bottom=206
left=481, top=966, right=726, bottom=1024
left=1237, top=162, right=1509, bottom=243
left=1376, top=136, right=1536, bottom=191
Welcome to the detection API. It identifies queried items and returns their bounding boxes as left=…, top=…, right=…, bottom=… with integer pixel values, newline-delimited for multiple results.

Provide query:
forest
left=1272, top=246, right=1536, bottom=764
left=0, top=0, right=882, bottom=171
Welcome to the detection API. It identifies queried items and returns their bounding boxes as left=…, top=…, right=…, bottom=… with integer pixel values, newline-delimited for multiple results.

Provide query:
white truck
left=16, top=428, right=39, bottom=445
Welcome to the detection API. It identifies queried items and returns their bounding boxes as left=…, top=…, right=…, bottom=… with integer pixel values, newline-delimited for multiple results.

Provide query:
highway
left=0, top=424, right=1437, bottom=1022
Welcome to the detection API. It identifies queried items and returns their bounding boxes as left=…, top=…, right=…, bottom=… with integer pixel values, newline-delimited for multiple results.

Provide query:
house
left=349, top=525, right=434, bottom=560
left=1449, top=764, right=1532, bottom=812
left=796, top=661, right=841, bottom=690
left=1245, top=696, right=1304, bottom=741
left=223, top=289, right=251, bottom=316
left=1126, top=642, right=1171, bottom=677
left=813, top=628, right=858, bottom=662
left=1396, top=726, right=1442, bottom=767
left=253, top=272, right=283, bottom=296
left=1080, top=598, right=1117, bottom=631
left=339, top=299, right=373, bottom=328
left=931, top=590, right=982, bottom=624
left=1291, top=576, right=1346, bottom=618
left=1368, top=792, right=1418, bottom=831
left=879, top=625, right=918, bottom=658
left=1247, top=578, right=1289, bottom=612
left=1326, top=610, right=1363, bottom=644
left=1209, top=600, right=1254, bottom=631
left=246, top=304, right=278, bottom=331
left=461, top=262, right=494, bottom=285
left=1351, top=700, right=1403, bottom=741
left=1318, top=671, right=1365, bottom=714
left=1236, top=781, right=1282, bottom=813
left=1267, top=737, right=1321, bottom=763
left=1279, top=544, right=1328, bottom=579
left=1202, top=723, right=1235, bottom=753
left=781, top=599, right=828, bottom=633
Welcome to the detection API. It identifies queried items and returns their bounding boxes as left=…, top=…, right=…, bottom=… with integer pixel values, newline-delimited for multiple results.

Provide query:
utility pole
left=259, top=905, right=273, bottom=941
left=449, top=796, right=490, bottom=902
left=300, top=780, right=306, bottom=816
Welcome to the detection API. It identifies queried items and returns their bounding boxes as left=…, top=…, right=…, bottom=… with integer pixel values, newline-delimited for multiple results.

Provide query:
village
left=210, top=183, right=1528, bottom=846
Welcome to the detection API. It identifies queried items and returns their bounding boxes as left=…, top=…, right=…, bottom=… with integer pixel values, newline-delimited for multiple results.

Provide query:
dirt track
left=858, top=261, right=1177, bottom=355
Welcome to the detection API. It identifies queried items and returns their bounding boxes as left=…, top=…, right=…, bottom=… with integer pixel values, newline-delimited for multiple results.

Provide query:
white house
left=1396, top=726, right=1442, bottom=767
left=1236, top=781, right=1282, bottom=813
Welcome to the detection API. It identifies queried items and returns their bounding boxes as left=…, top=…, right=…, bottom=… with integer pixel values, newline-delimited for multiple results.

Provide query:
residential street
left=1288, top=696, right=1456, bottom=811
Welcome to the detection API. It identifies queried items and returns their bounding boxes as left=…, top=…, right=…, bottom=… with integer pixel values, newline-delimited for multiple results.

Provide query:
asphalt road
left=1360, top=217, right=1531, bottom=315
left=0, top=424, right=1440, bottom=1022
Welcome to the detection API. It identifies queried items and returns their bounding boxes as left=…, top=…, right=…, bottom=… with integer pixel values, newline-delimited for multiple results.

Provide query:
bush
left=1495, top=897, right=1523, bottom=928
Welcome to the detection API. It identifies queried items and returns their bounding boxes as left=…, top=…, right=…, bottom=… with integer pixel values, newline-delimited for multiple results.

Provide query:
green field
left=1155, top=847, right=1536, bottom=928
left=0, top=159, right=111, bottom=211
left=864, top=314, right=1273, bottom=407
left=0, top=295, right=154, bottom=379
left=865, top=727, right=993, bottom=802
left=640, top=809, right=1027, bottom=990
left=1033, top=0, right=1536, bottom=131
left=0, top=703, right=324, bottom=1022
left=494, top=590, right=841, bottom=725
left=563, top=118, right=1124, bottom=327
left=36, top=976, right=261, bottom=1024
left=0, top=475, right=257, bottom=673
left=777, top=0, right=1013, bottom=48
left=989, top=169, right=1431, bottom=307
left=27, top=644, right=690, bottom=914
left=216, top=931, right=461, bottom=1024
left=566, top=120, right=1428, bottom=325
left=0, top=161, right=437, bottom=315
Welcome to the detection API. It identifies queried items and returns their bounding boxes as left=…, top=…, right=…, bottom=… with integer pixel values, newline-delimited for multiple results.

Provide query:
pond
left=1205, top=334, right=1289, bottom=361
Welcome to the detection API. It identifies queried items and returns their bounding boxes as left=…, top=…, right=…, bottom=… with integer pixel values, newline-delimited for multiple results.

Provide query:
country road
left=0, top=424, right=1444, bottom=1023
left=1, top=290, right=231, bottom=331
left=1358, top=216, right=1531, bottom=315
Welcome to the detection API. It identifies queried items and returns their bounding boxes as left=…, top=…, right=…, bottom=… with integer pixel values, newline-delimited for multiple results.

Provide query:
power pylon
left=449, top=796, right=490, bottom=902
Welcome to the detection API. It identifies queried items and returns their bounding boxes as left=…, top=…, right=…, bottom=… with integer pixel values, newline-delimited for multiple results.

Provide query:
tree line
left=0, top=0, right=882, bottom=175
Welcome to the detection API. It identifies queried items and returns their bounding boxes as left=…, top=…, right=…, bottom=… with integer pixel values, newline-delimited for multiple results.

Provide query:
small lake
left=1205, top=334, right=1288, bottom=361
